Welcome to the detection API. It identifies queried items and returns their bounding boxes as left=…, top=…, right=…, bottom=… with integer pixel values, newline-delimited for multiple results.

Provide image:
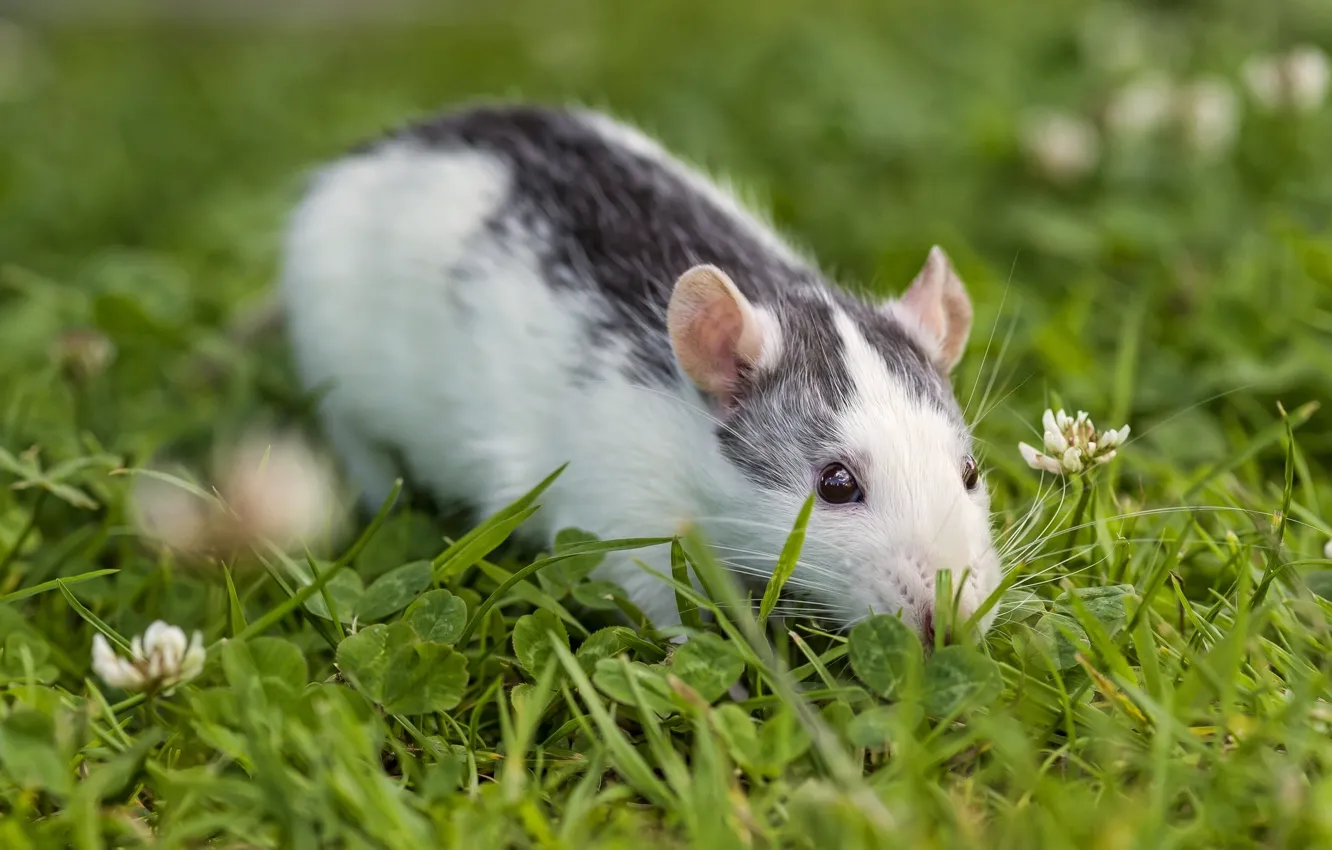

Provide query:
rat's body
left=279, top=104, right=1000, bottom=636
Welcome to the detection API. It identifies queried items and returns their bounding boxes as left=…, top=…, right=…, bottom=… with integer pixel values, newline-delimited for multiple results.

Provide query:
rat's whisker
left=968, top=316, right=1021, bottom=425
left=1011, top=551, right=1110, bottom=589
left=963, top=255, right=1019, bottom=419
left=998, top=477, right=1072, bottom=560
left=971, top=369, right=1034, bottom=430
left=997, top=476, right=1067, bottom=550
left=716, top=555, right=843, bottom=585
left=694, top=517, right=861, bottom=559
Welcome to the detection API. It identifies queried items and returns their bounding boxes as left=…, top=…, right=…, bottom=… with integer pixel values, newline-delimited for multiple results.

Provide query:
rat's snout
left=898, top=558, right=987, bottom=646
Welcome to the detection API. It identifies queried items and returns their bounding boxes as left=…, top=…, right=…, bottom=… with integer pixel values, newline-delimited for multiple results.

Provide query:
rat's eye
left=962, top=455, right=979, bottom=490
left=817, top=463, right=863, bottom=504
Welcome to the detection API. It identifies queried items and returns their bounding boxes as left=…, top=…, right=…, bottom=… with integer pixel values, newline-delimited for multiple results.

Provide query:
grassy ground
left=2, top=0, right=1332, bottom=846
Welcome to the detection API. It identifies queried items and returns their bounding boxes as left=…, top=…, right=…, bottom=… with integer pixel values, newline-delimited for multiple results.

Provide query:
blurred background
left=0, top=0, right=1330, bottom=515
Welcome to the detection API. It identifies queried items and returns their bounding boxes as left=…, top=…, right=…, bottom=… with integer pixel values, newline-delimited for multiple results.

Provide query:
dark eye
left=817, top=463, right=863, bottom=504
left=962, top=455, right=979, bottom=490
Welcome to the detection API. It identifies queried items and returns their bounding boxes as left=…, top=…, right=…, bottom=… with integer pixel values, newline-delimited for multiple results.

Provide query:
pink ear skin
left=667, top=264, right=766, bottom=407
left=896, top=245, right=974, bottom=373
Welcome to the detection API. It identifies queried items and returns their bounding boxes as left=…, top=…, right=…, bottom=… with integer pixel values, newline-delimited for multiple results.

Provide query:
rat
left=277, top=103, right=1001, bottom=642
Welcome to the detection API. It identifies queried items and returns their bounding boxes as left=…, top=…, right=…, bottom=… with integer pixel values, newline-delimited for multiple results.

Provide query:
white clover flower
left=91, top=621, right=205, bottom=695
left=1104, top=74, right=1176, bottom=139
left=1243, top=46, right=1329, bottom=114
left=1175, top=77, right=1240, bottom=159
left=1019, top=110, right=1101, bottom=183
left=1019, top=408, right=1130, bottom=476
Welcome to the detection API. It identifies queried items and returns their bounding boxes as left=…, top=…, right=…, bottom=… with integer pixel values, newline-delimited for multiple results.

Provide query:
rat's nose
left=917, top=607, right=956, bottom=649
left=920, top=609, right=935, bottom=647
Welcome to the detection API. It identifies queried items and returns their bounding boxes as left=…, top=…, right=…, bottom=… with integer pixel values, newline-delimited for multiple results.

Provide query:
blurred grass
left=2, top=0, right=1332, bottom=846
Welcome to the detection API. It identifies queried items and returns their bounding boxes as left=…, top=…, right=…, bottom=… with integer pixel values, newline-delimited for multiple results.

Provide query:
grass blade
left=223, top=565, right=248, bottom=637
left=1250, top=403, right=1298, bottom=608
left=0, top=568, right=118, bottom=605
left=433, top=463, right=569, bottom=579
left=57, top=579, right=132, bottom=654
left=758, top=492, right=814, bottom=633
left=671, top=538, right=703, bottom=631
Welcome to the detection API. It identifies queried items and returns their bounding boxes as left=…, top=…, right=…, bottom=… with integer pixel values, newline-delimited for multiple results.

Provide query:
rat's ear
left=667, top=264, right=769, bottom=403
left=893, top=246, right=973, bottom=373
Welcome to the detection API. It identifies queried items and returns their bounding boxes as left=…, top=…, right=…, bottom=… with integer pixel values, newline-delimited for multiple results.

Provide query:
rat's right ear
left=667, top=265, right=769, bottom=404
left=892, top=246, right=973, bottom=373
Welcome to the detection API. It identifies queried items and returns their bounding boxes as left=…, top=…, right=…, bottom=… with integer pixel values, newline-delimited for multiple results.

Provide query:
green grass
left=3, top=0, right=1332, bottom=846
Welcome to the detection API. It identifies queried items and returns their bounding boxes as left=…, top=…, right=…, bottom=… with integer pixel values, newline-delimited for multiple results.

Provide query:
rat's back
left=278, top=104, right=809, bottom=536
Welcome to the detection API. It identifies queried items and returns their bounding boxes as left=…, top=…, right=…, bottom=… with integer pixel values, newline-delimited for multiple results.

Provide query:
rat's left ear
left=668, top=264, right=772, bottom=409
left=891, top=246, right=973, bottom=373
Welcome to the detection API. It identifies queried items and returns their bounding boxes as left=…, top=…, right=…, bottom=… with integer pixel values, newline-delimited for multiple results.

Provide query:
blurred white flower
left=130, top=472, right=211, bottom=555
left=91, top=621, right=205, bottom=695
left=1243, top=46, right=1329, bottom=113
left=1019, top=111, right=1101, bottom=183
left=1175, top=77, right=1240, bottom=159
left=129, top=430, right=344, bottom=561
left=1287, top=46, right=1331, bottom=112
left=1324, top=539, right=1332, bottom=561
left=1019, top=409, right=1130, bottom=476
left=215, top=433, right=341, bottom=552
left=1104, top=74, right=1175, bottom=139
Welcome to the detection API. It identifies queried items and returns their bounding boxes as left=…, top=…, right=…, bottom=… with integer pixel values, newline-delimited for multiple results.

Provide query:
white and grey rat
left=277, top=104, right=1000, bottom=640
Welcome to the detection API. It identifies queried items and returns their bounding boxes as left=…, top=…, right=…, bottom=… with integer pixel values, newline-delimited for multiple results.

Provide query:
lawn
left=2, top=0, right=1332, bottom=847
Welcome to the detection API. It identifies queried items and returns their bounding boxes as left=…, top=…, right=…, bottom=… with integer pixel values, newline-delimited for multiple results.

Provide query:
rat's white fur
left=279, top=111, right=1000, bottom=635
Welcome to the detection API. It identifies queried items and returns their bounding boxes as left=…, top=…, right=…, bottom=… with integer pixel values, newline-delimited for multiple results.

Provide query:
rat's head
left=667, top=246, right=1000, bottom=642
